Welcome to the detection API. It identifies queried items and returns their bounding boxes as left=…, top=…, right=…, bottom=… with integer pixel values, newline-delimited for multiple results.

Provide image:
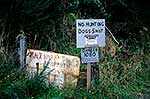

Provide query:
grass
left=0, top=14, right=150, bottom=98
left=0, top=32, right=150, bottom=99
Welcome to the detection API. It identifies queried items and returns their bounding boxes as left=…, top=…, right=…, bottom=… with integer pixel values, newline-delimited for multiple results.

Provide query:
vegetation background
left=0, top=0, right=150, bottom=99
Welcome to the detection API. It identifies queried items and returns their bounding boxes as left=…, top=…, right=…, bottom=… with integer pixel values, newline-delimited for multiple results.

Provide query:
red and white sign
left=26, top=49, right=80, bottom=88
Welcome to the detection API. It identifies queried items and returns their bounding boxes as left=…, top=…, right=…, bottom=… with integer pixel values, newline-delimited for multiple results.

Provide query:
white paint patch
left=26, top=49, right=80, bottom=88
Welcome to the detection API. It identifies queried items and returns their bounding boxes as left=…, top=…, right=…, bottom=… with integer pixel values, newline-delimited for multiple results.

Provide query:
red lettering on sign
left=28, top=51, right=34, bottom=57
left=39, top=52, right=42, bottom=59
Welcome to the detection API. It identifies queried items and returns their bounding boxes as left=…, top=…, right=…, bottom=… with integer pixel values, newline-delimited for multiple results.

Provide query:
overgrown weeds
left=0, top=32, right=149, bottom=98
left=0, top=0, right=150, bottom=98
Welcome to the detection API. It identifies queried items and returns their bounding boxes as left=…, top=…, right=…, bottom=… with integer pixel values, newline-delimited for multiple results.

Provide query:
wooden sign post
left=87, top=63, right=91, bottom=90
left=76, top=19, right=105, bottom=90
left=18, top=33, right=26, bottom=70
left=81, top=47, right=99, bottom=89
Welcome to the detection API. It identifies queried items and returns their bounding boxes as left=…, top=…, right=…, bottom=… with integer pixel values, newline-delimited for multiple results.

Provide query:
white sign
left=26, top=49, right=80, bottom=88
left=76, top=19, right=105, bottom=48
left=81, top=47, right=99, bottom=63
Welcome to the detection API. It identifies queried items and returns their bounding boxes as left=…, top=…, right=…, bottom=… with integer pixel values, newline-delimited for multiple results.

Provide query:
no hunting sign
left=76, top=19, right=105, bottom=90
left=76, top=19, right=105, bottom=48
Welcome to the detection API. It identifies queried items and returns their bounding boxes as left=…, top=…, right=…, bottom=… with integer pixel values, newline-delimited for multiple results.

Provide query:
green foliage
left=0, top=62, right=66, bottom=99
left=0, top=33, right=150, bottom=98
left=0, top=0, right=150, bottom=98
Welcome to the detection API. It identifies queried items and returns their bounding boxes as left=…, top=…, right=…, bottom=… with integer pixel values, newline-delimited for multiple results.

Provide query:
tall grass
left=0, top=32, right=149, bottom=98
left=0, top=8, right=150, bottom=98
